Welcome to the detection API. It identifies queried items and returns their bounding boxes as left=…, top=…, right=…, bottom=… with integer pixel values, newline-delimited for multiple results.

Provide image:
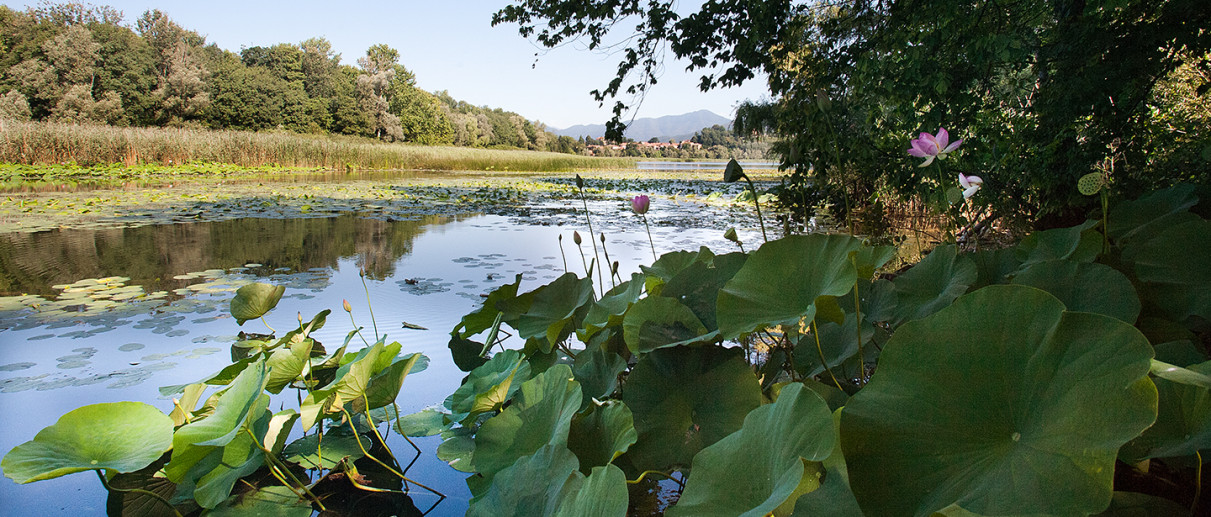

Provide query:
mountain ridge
left=551, top=109, right=732, bottom=142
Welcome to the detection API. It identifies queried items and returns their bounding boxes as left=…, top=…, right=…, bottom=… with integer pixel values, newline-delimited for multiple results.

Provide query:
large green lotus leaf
left=662, top=252, right=748, bottom=330
left=667, top=383, right=835, bottom=517
left=582, top=273, right=645, bottom=339
left=2, top=402, right=173, bottom=484
left=567, top=400, right=637, bottom=474
left=191, top=399, right=272, bottom=509
left=516, top=273, right=595, bottom=351
left=849, top=245, right=898, bottom=281
left=105, top=456, right=182, bottom=517
left=394, top=408, right=448, bottom=437
left=1010, top=259, right=1141, bottom=324
left=1122, top=360, right=1211, bottom=461
left=166, top=359, right=269, bottom=482
left=793, top=313, right=874, bottom=380
left=159, top=356, right=260, bottom=396
left=446, top=349, right=531, bottom=425
left=471, top=364, right=583, bottom=478
left=553, top=464, right=629, bottom=517
left=300, top=341, right=388, bottom=430
left=363, top=352, right=425, bottom=411
left=1122, top=219, right=1211, bottom=323
left=1015, top=220, right=1101, bottom=266
left=437, top=426, right=476, bottom=472
left=572, top=337, right=627, bottom=405
left=841, top=285, right=1157, bottom=517
left=966, top=247, right=1023, bottom=290
left=718, top=234, right=865, bottom=340
left=229, top=283, right=285, bottom=325
left=622, top=296, right=708, bottom=353
left=265, top=338, right=314, bottom=394
left=640, top=247, right=715, bottom=296
left=1093, top=491, right=1192, bottom=516
left=1108, top=183, right=1201, bottom=245
left=449, top=332, right=490, bottom=372
left=792, top=408, right=863, bottom=517
left=886, top=245, right=976, bottom=326
left=206, top=485, right=313, bottom=517
left=456, top=273, right=529, bottom=338
left=467, top=443, right=581, bottom=517
left=622, top=346, right=763, bottom=471
left=282, top=430, right=366, bottom=469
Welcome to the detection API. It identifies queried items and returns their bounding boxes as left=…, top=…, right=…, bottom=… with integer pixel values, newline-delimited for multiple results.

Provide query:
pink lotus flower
left=959, top=173, right=983, bottom=199
left=631, top=195, right=650, bottom=215
left=908, top=128, right=963, bottom=167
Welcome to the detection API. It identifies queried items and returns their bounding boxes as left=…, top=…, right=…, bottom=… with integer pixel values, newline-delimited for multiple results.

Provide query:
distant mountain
left=552, top=109, right=732, bottom=142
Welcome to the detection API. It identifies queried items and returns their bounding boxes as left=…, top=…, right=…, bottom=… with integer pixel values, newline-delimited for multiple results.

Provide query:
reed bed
left=0, top=120, right=634, bottom=172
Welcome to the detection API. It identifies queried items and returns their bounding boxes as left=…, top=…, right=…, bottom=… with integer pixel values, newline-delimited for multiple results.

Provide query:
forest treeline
left=0, top=2, right=765, bottom=160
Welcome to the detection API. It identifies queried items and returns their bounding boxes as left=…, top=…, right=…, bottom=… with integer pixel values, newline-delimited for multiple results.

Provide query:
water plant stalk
left=360, top=269, right=380, bottom=341
left=338, top=407, right=446, bottom=498
left=811, top=319, right=844, bottom=391
left=558, top=234, right=568, bottom=273
left=242, top=427, right=327, bottom=510
left=574, top=176, right=605, bottom=295
left=1195, top=451, right=1203, bottom=514
left=599, top=233, right=617, bottom=288
left=743, top=174, right=769, bottom=243
left=641, top=215, right=657, bottom=260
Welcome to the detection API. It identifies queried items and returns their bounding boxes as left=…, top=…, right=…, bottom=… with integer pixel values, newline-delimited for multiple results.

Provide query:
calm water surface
left=0, top=175, right=763, bottom=515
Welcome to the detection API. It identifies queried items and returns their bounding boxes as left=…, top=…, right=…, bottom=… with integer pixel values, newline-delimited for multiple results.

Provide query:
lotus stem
left=811, top=319, right=844, bottom=391
left=242, top=427, right=326, bottom=510
left=576, top=239, right=590, bottom=280
left=339, top=407, right=447, bottom=499
left=260, top=315, right=276, bottom=335
left=575, top=179, right=604, bottom=295
left=641, top=215, right=657, bottom=260
left=1195, top=450, right=1203, bottom=514
left=851, top=261, right=865, bottom=388
left=627, top=469, right=684, bottom=489
left=742, top=175, right=769, bottom=243
left=95, top=469, right=184, bottom=517
left=599, top=233, right=616, bottom=288
left=360, top=270, right=379, bottom=341
left=558, top=234, right=568, bottom=273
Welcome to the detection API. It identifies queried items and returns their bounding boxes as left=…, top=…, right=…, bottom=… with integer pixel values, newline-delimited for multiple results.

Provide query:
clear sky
left=10, top=1, right=771, bottom=129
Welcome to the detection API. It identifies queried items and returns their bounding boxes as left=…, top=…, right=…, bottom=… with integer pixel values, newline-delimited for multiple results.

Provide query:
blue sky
left=11, top=1, right=770, bottom=129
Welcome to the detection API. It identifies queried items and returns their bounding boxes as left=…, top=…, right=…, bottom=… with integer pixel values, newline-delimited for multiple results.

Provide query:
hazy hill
left=552, top=109, right=732, bottom=141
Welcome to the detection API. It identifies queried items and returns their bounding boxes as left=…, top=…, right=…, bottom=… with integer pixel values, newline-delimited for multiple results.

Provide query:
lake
left=0, top=170, right=773, bottom=515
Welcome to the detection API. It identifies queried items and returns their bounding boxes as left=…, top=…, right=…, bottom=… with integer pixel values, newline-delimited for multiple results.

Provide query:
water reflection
left=0, top=213, right=461, bottom=297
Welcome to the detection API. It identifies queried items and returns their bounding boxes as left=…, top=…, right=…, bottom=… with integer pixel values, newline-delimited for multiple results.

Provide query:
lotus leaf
left=1121, top=219, right=1211, bottom=323
left=641, top=247, right=714, bottom=296
left=622, top=346, right=762, bottom=471
left=515, top=273, right=594, bottom=352
left=437, top=427, right=476, bottom=472
left=567, top=400, right=637, bottom=474
left=717, top=234, right=865, bottom=340
left=282, top=431, right=366, bottom=469
left=457, top=274, right=529, bottom=338
left=1015, top=220, right=1101, bottom=266
left=572, top=337, right=627, bottom=405
left=300, top=340, right=390, bottom=430
left=395, top=408, right=448, bottom=437
left=1108, top=184, right=1201, bottom=245
left=792, top=408, right=863, bottom=517
left=667, top=383, right=835, bottom=517
left=661, top=252, right=747, bottom=330
left=446, top=349, right=531, bottom=425
left=205, top=485, right=312, bottom=516
left=229, top=283, right=285, bottom=325
left=885, top=245, right=976, bottom=326
left=166, top=360, right=269, bottom=482
left=966, top=247, right=1023, bottom=290
left=363, top=352, right=426, bottom=410
left=2, top=402, right=174, bottom=484
left=466, top=443, right=580, bottom=517
left=794, top=314, right=873, bottom=380
left=841, top=285, right=1157, bottom=517
left=1123, top=360, right=1211, bottom=461
left=105, top=458, right=181, bottom=517
left=265, top=339, right=314, bottom=394
left=849, top=245, right=897, bottom=281
left=449, top=332, right=490, bottom=372
left=553, top=464, right=629, bottom=517
left=190, top=399, right=272, bottom=508
left=471, top=364, right=582, bottom=478
left=622, top=296, right=708, bottom=353
left=1093, top=491, right=1192, bottom=516
left=1010, top=259, right=1140, bottom=323
left=582, top=273, right=645, bottom=339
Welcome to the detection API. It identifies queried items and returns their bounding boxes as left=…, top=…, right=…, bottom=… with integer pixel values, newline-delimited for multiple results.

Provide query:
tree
left=137, top=9, right=208, bottom=125
left=355, top=44, right=404, bottom=141
left=495, top=0, right=1211, bottom=226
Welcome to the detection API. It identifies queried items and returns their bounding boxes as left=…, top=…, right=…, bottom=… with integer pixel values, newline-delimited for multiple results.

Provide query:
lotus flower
left=631, top=195, right=650, bottom=215
left=959, top=173, right=983, bottom=199
left=908, top=128, right=963, bottom=167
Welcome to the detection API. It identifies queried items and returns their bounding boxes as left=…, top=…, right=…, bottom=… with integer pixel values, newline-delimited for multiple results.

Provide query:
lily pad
left=229, top=283, right=285, bottom=325
left=841, top=285, right=1157, bottom=517
left=2, top=401, right=173, bottom=483
left=667, top=383, right=835, bottom=517
left=621, top=345, right=762, bottom=472
left=717, top=234, right=865, bottom=340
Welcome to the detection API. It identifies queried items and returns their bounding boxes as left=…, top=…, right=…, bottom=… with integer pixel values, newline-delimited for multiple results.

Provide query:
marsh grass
left=0, top=120, right=633, bottom=172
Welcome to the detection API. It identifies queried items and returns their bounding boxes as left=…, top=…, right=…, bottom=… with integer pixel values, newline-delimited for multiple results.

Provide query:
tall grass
left=0, top=120, right=634, bottom=172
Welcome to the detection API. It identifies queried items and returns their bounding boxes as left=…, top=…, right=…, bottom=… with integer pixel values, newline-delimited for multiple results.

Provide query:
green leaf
left=1108, top=184, right=1201, bottom=245
left=165, top=360, right=269, bottom=482
left=205, top=485, right=312, bottom=516
left=300, top=340, right=391, bottom=430
left=718, top=234, right=865, bottom=340
left=265, top=339, right=314, bottom=394
left=471, top=364, right=582, bottom=478
left=667, top=383, right=835, bottom=517
left=841, top=285, right=1157, bottom=517
left=850, top=245, right=897, bottom=281
left=190, top=399, right=272, bottom=509
left=661, top=252, right=747, bottom=331
left=792, top=408, right=864, bottom=517
left=446, top=349, right=531, bottom=425
left=582, top=272, right=645, bottom=339
left=640, top=247, right=715, bottom=296
left=553, top=464, right=629, bottom=517
left=466, top=444, right=580, bottom=517
left=572, top=337, right=627, bottom=404
left=105, top=457, right=182, bottom=517
left=1015, top=220, right=1101, bottom=266
left=1123, top=360, right=1211, bottom=461
left=966, top=247, right=1023, bottom=290
left=1093, top=491, right=1192, bottom=516
left=457, top=274, right=530, bottom=338
left=229, top=283, right=285, bottom=325
left=1010, top=260, right=1140, bottom=324
left=282, top=431, right=366, bottom=469
left=395, top=408, right=448, bottom=437
left=622, top=346, right=763, bottom=472
left=2, top=402, right=173, bottom=484
left=567, top=400, right=637, bottom=474
left=363, top=351, right=426, bottom=410
left=622, top=296, right=708, bottom=353
left=886, top=244, right=976, bottom=326
left=1122, top=219, right=1211, bottom=323
left=515, top=273, right=595, bottom=352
